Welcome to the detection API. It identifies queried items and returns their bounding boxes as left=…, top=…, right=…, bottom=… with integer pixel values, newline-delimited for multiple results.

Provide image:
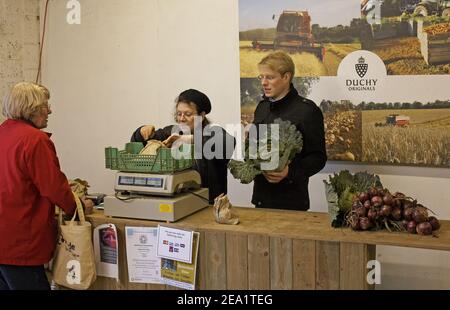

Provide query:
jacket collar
left=5, top=119, right=52, bottom=137
left=262, top=84, right=298, bottom=110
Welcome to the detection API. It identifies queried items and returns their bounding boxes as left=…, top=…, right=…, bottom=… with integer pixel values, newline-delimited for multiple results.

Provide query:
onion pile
left=346, top=187, right=440, bottom=235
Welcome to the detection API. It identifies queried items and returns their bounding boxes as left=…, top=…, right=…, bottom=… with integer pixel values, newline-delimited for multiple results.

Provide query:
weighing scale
left=104, top=170, right=209, bottom=222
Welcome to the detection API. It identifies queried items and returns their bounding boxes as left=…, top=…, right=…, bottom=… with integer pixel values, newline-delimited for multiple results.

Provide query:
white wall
left=41, top=0, right=450, bottom=289
left=42, top=0, right=240, bottom=193
left=0, top=0, right=40, bottom=122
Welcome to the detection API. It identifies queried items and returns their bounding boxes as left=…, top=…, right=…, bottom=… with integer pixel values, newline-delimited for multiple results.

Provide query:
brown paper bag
left=213, top=194, right=239, bottom=225
left=52, top=193, right=97, bottom=290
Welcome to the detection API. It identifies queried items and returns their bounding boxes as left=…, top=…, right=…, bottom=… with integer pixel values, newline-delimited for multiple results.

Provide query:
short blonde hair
left=258, top=51, right=295, bottom=82
left=2, top=82, right=49, bottom=121
left=37, top=84, right=50, bottom=100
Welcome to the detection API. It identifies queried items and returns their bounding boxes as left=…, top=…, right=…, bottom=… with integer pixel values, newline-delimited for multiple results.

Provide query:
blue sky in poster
left=239, top=0, right=361, bottom=31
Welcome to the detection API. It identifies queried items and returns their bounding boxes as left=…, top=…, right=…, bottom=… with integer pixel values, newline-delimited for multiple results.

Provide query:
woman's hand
left=140, top=125, right=155, bottom=141
left=80, top=196, right=95, bottom=215
left=162, top=134, right=193, bottom=147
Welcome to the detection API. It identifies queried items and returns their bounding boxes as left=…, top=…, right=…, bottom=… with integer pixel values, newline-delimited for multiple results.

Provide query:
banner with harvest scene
left=239, top=0, right=450, bottom=167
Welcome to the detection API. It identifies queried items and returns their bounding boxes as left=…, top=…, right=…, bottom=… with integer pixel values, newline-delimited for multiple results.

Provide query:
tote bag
left=52, top=193, right=97, bottom=289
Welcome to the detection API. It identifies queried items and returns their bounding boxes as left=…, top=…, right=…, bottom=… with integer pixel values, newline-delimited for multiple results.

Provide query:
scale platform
left=104, top=188, right=209, bottom=222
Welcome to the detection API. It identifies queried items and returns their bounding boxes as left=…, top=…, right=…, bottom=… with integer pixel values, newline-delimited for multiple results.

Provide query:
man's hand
left=262, top=164, right=289, bottom=184
left=140, top=125, right=155, bottom=141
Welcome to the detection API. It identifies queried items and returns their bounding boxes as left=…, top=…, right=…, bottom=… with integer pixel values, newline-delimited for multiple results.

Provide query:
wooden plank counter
left=87, top=207, right=450, bottom=290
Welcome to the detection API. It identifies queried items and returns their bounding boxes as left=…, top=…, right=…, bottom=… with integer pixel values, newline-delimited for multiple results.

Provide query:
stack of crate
left=417, top=20, right=450, bottom=65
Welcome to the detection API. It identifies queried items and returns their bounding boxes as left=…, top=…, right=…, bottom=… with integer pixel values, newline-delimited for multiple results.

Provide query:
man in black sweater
left=252, top=51, right=327, bottom=211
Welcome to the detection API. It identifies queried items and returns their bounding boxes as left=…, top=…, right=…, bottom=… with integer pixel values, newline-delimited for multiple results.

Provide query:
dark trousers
left=0, top=264, right=50, bottom=290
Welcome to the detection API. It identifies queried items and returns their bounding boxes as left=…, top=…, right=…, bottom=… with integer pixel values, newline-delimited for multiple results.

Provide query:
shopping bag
left=52, top=192, right=97, bottom=289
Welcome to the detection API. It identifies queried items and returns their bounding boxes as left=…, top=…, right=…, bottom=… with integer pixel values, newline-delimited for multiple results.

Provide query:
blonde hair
left=37, top=84, right=50, bottom=100
left=2, top=82, right=49, bottom=121
left=258, top=51, right=295, bottom=82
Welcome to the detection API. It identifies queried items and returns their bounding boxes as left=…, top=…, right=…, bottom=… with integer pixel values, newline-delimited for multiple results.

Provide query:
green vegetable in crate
left=323, top=170, right=382, bottom=227
left=228, top=118, right=303, bottom=184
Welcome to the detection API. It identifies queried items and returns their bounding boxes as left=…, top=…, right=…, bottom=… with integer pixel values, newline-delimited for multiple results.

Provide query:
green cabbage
left=228, top=118, right=303, bottom=184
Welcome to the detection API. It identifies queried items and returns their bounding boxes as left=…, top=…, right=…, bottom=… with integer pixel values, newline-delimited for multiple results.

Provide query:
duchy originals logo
left=337, top=50, right=386, bottom=97
left=355, top=57, right=368, bottom=78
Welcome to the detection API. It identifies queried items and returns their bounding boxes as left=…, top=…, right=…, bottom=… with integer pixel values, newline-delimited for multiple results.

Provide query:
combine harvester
left=251, top=10, right=325, bottom=61
left=375, top=114, right=411, bottom=127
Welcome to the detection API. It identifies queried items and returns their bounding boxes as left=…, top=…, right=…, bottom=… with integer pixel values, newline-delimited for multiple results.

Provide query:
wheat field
left=240, top=41, right=327, bottom=77
left=362, top=109, right=450, bottom=166
left=240, top=48, right=326, bottom=77
left=325, top=43, right=360, bottom=59
left=362, top=109, right=450, bottom=125
left=240, top=41, right=360, bottom=77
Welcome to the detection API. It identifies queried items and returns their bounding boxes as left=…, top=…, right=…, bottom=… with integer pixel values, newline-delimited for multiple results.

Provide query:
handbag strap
left=58, top=192, right=86, bottom=225
left=72, top=192, right=86, bottom=223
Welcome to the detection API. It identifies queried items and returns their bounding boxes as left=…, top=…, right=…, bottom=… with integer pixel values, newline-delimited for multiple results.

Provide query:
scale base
left=104, top=188, right=209, bottom=222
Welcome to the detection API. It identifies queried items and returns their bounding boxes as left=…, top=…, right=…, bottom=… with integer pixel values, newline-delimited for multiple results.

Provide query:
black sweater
left=252, top=85, right=327, bottom=211
left=131, top=124, right=235, bottom=204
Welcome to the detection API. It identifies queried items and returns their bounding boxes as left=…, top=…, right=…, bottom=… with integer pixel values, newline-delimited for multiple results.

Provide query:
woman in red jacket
left=0, top=82, right=77, bottom=290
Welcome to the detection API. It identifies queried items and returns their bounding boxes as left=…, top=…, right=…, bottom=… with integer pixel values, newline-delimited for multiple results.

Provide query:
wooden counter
left=87, top=207, right=450, bottom=290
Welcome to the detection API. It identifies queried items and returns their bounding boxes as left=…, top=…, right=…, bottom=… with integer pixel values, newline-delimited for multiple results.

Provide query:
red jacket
left=0, top=119, right=76, bottom=265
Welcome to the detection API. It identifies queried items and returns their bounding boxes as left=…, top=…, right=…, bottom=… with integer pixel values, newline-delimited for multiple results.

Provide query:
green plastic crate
left=105, top=143, right=194, bottom=173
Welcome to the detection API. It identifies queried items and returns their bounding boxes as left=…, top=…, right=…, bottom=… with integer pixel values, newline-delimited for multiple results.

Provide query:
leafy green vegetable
left=227, top=158, right=261, bottom=184
left=324, top=182, right=340, bottom=226
left=323, top=170, right=382, bottom=226
left=353, top=171, right=382, bottom=193
left=328, top=170, right=354, bottom=197
left=228, top=118, right=303, bottom=184
left=338, top=187, right=355, bottom=213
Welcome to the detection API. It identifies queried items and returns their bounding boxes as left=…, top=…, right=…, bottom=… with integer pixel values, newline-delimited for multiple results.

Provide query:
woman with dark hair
left=131, top=89, right=235, bottom=203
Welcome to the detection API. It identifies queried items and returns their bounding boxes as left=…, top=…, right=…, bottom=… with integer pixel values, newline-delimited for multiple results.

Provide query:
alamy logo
left=366, top=259, right=381, bottom=285
left=355, top=57, right=368, bottom=78
left=66, top=0, right=81, bottom=25
left=170, top=116, right=282, bottom=171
